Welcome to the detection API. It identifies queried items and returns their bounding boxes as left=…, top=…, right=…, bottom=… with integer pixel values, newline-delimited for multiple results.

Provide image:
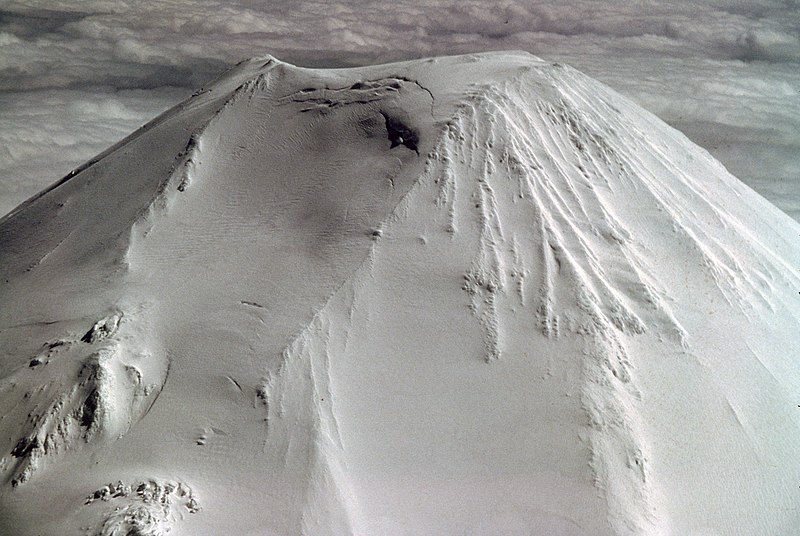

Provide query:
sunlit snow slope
left=1, top=51, right=799, bottom=536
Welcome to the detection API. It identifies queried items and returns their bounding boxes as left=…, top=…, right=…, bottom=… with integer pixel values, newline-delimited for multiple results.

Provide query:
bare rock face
left=1, top=52, right=799, bottom=535
left=85, top=479, right=200, bottom=536
left=1, top=311, right=166, bottom=488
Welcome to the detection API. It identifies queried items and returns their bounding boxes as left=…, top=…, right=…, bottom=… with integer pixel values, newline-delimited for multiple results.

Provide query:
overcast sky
left=1, top=1, right=798, bottom=219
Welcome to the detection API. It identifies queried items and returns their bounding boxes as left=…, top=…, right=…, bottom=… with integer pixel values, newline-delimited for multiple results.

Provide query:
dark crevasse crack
left=380, top=112, right=419, bottom=154
left=280, top=76, right=435, bottom=117
left=278, top=76, right=433, bottom=154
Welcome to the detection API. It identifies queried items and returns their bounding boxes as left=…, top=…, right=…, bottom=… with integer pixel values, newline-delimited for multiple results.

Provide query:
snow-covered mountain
left=1, top=51, right=798, bottom=536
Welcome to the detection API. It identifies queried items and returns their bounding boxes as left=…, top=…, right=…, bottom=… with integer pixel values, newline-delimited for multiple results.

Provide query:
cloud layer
left=1, top=0, right=798, bottom=218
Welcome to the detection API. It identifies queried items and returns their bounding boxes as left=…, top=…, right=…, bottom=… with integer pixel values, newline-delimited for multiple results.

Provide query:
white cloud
left=0, top=0, right=798, bottom=219
left=0, top=87, right=184, bottom=216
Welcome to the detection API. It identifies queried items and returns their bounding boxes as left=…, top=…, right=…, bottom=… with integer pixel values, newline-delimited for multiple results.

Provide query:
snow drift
left=1, top=51, right=799, bottom=535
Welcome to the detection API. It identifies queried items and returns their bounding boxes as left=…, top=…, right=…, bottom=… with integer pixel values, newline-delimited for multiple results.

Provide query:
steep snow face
left=1, top=51, right=799, bottom=535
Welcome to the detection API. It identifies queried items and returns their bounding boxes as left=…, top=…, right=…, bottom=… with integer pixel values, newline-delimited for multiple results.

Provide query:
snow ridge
left=259, top=293, right=360, bottom=535
left=0, top=311, right=166, bottom=488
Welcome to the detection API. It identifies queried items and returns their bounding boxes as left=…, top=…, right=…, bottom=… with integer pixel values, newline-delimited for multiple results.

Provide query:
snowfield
left=1, top=51, right=799, bottom=535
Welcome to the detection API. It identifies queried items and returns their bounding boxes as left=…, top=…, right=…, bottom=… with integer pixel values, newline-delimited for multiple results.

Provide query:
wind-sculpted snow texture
left=1, top=52, right=799, bottom=535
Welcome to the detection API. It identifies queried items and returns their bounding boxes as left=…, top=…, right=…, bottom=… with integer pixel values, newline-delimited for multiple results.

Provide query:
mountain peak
left=1, top=52, right=799, bottom=536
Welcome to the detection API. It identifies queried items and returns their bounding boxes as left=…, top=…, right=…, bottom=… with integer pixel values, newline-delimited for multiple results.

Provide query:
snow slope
left=1, top=51, right=799, bottom=535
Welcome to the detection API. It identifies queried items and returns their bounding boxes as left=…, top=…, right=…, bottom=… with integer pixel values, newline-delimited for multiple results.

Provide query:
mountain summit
left=1, top=51, right=798, bottom=535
